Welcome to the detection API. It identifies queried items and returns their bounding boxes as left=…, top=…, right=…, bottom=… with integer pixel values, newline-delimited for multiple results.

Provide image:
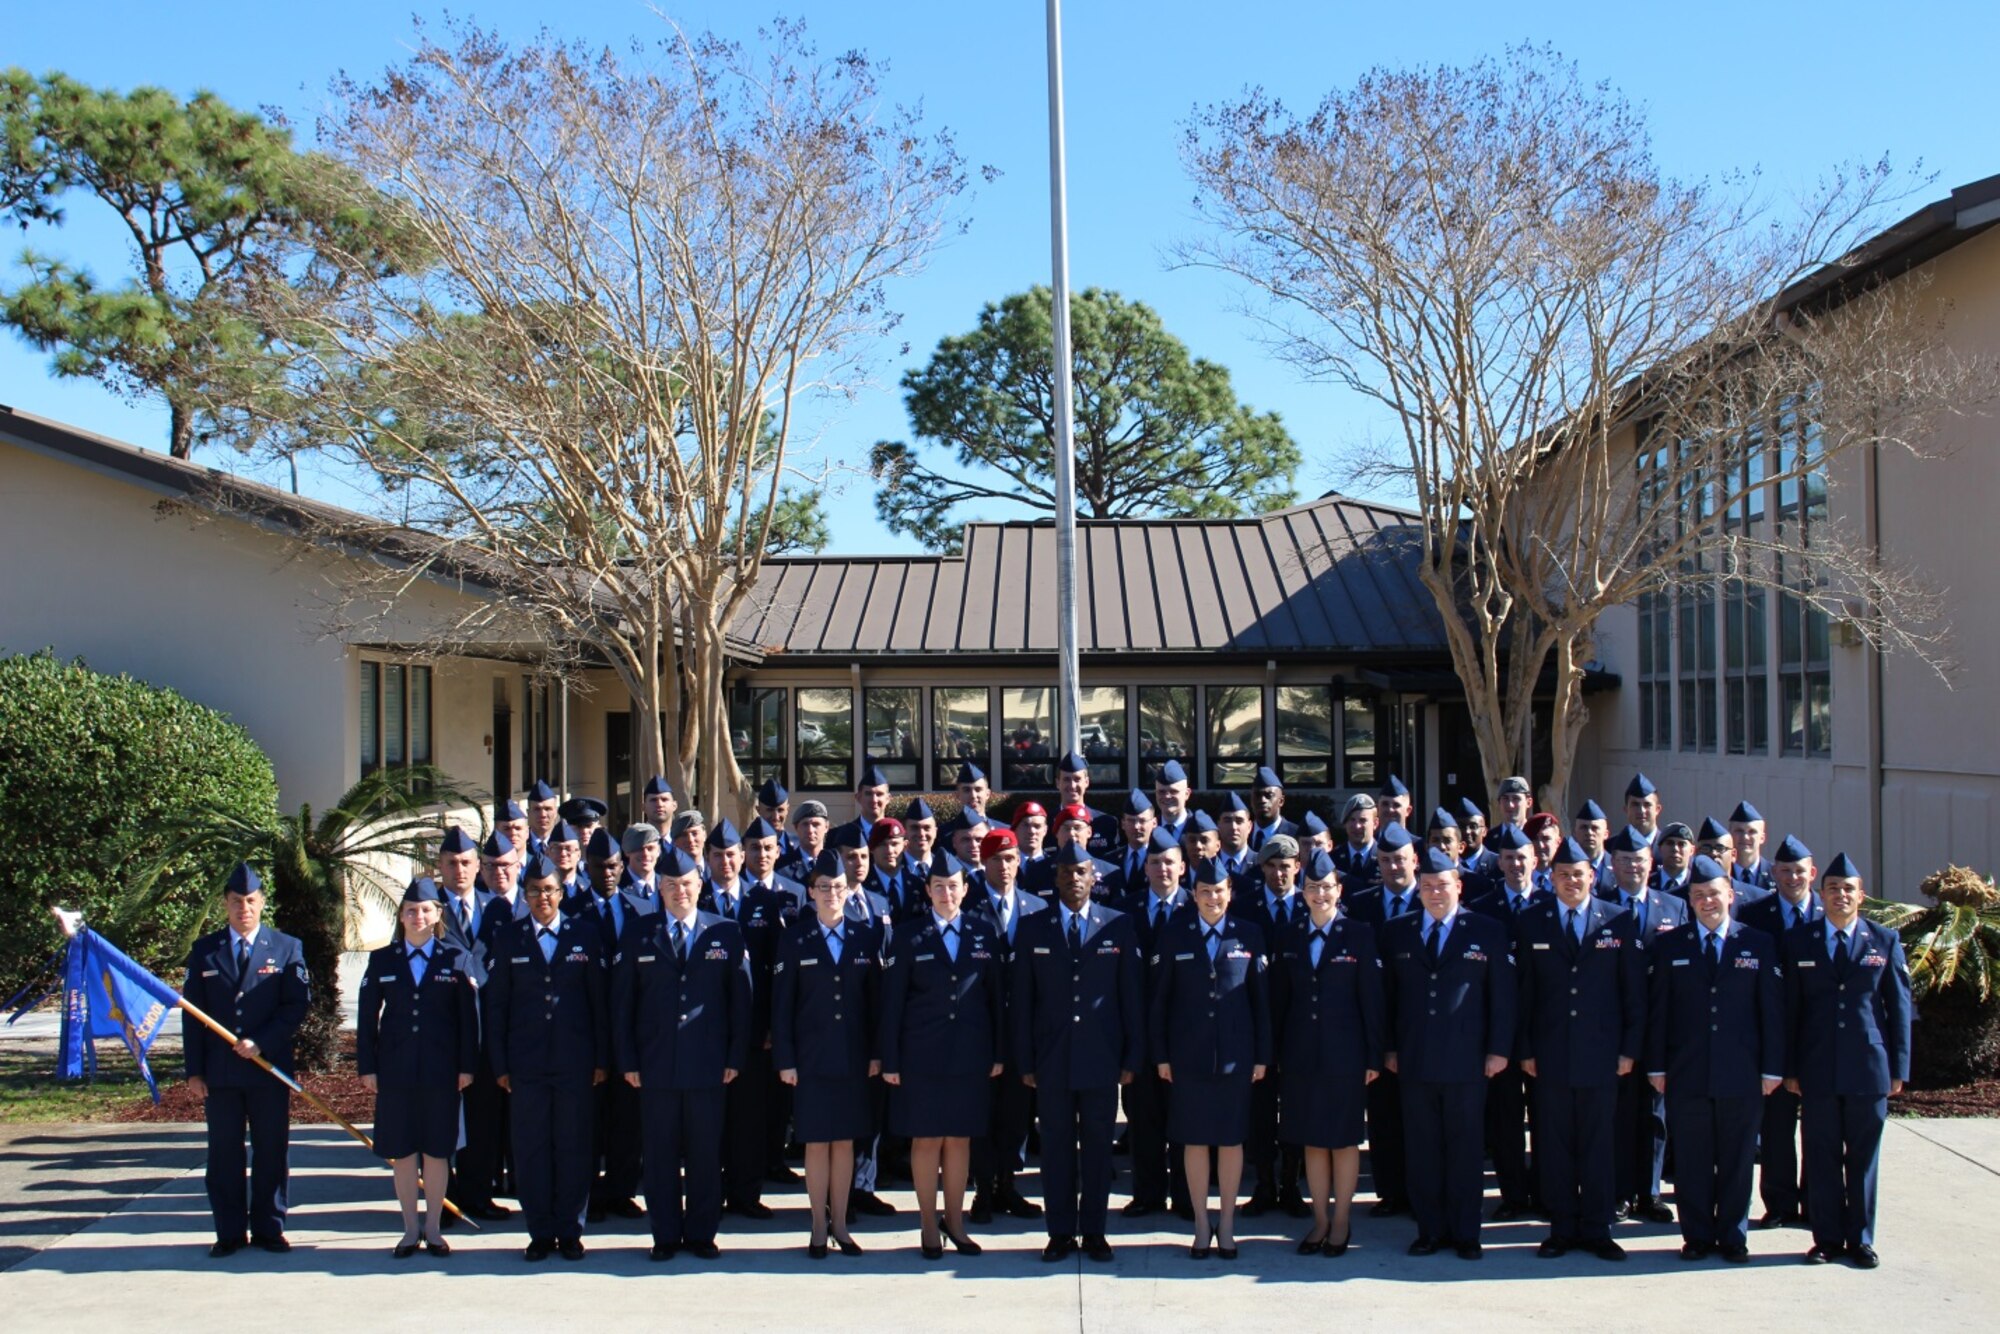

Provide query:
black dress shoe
left=1121, top=1198, right=1161, bottom=1219
left=1680, top=1241, right=1711, bottom=1261
left=1803, top=1245, right=1841, bottom=1264
left=1850, top=1244, right=1879, bottom=1269
left=999, top=1188, right=1044, bottom=1219
left=1537, top=1237, right=1571, bottom=1258
left=850, top=1191, right=898, bottom=1217
left=649, top=1244, right=676, bottom=1261
left=425, top=1239, right=451, bottom=1257
left=969, top=1194, right=995, bottom=1225
left=1240, top=1190, right=1277, bottom=1217
left=1455, top=1242, right=1484, bottom=1261
left=1718, top=1244, right=1750, bottom=1264
left=1754, top=1212, right=1785, bottom=1230
left=1493, top=1201, right=1532, bottom=1222
left=1408, top=1236, right=1443, bottom=1256
left=1298, top=1231, right=1329, bottom=1256
left=251, top=1234, right=291, bottom=1254
left=808, top=1242, right=829, bottom=1260
left=1042, top=1236, right=1076, bottom=1263
left=921, top=1242, right=945, bottom=1261
left=945, top=1229, right=982, bottom=1256
left=1369, top=1198, right=1404, bottom=1218
left=1217, top=1244, right=1238, bottom=1261
left=1187, top=1242, right=1210, bottom=1261
left=1322, top=1231, right=1350, bottom=1258
left=835, top=1235, right=864, bottom=1257
left=524, top=1239, right=556, bottom=1262
left=1082, top=1235, right=1114, bottom=1263
left=559, top=1239, right=586, bottom=1261
left=392, top=1240, right=420, bottom=1259
left=1635, top=1196, right=1675, bottom=1224
left=209, top=1239, right=244, bottom=1259
left=1585, top=1239, right=1627, bottom=1261
left=609, top=1198, right=647, bottom=1219
left=731, top=1200, right=775, bottom=1221
left=1612, top=1201, right=1633, bottom=1222
left=687, top=1240, right=722, bottom=1260
left=470, top=1202, right=512, bottom=1221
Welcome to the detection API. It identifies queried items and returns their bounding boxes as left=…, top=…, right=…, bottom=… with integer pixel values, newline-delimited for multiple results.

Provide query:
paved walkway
left=2, top=1117, right=1996, bottom=1331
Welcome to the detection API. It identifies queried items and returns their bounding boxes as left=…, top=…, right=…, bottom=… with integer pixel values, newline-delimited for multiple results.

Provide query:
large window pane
left=1205, top=685, right=1264, bottom=788
left=1078, top=686, right=1127, bottom=787
left=360, top=661, right=380, bottom=775
left=1137, top=686, right=1195, bottom=785
left=383, top=664, right=406, bottom=768
left=1341, top=695, right=1378, bottom=787
left=796, top=687, right=853, bottom=790
left=1001, top=687, right=1058, bottom=790
left=864, top=688, right=921, bottom=788
left=410, top=666, right=432, bottom=765
left=1275, top=685, right=1335, bottom=787
left=731, top=687, right=786, bottom=790
left=932, top=686, right=991, bottom=789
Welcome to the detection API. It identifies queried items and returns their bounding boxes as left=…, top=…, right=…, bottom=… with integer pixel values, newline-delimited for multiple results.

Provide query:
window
left=1000, top=687, right=1058, bottom=789
left=1136, top=686, right=1195, bottom=785
left=1776, top=406, right=1831, bottom=758
left=1341, top=693, right=1379, bottom=787
left=1078, top=686, right=1128, bottom=787
left=1723, top=428, right=1769, bottom=755
left=863, top=687, right=921, bottom=788
left=1674, top=443, right=1718, bottom=753
left=795, top=687, right=853, bottom=789
left=931, top=686, right=991, bottom=788
left=1274, top=685, right=1335, bottom=787
left=1204, top=685, right=1264, bottom=788
left=1635, top=434, right=1675, bottom=750
left=731, top=687, right=787, bottom=792
left=521, top=677, right=564, bottom=788
left=360, top=661, right=432, bottom=779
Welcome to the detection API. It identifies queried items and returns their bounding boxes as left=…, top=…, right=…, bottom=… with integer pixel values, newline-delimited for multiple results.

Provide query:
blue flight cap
left=827, top=825, right=864, bottom=850
left=1222, top=791, right=1250, bottom=814
left=1380, top=774, right=1410, bottom=798
left=1823, top=852, right=1861, bottom=879
left=706, top=819, right=741, bottom=850
left=756, top=779, right=788, bottom=807
left=1626, top=773, right=1658, bottom=800
left=549, top=820, right=581, bottom=845
left=1147, top=828, right=1181, bottom=854
left=527, top=778, right=558, bottom=802
left=224, top=863, right=262, bottom=896
left=1301, top=810, right=1329, bottom=837
left=1550, top=837, right=1591, bottom=866
left=1303, top=847, right=1337, bottom=881
left=558, top=797, right=607, bottom=825
left=1605, top=826, right=1649, bottom=855
left=857, top=763, right=889, bottom=789
left=1255, top=765, right=1283, bottom=790
left=1049, top=841, right=1094, bottom=867
left=928, top=850, right=968, bottom=879
left=481, top=831, right=515, bottom=858
left=743, top=816, right=778, bottom=841
left=1574, top=799, right=1607, bottom=822
left=1457, top=797, right=1485, bottom=823
left=1185, top=809, right=1218, bottom=835
left=1730, top=801, right=1763, bottom=824
left=1697, top=816, right=1731, bottom=841
left=1058, top=750, right=1090, bottom=773
left=1377, top=823, right=1416, bottom=852
left=1426, top=807, right=1458, bottom=832
left=904, top=797, right=936, bottom=822
left=1192, top=856, right=1230, bottom=886
left=496, top=799, right=528, bottom=823
left=1773, top=834, right=1812, bottom=863
left=524, top=853, right=561, bottom=882
left=1486, top=823, right=1531, bottom=851
left=808, top=849, right=846, bottom=882
left=643, top=775, right=672, bottom=797
left=585, top=828, right=619, bottom=859
left=1689, top=853, right=1730, bottom=883
left=1156, top=759, right=1189, bottom=785
left=657, top=846, right=701, bottom=878
left=402, top=876, right=442, bottom=905
left=1418, top=846, right=1459, bottom=876
left=955, top=762, right=987, bottom=784
left=940, top=809, right=974, bottom=835
left=1126, top=788, right=1153, bottom=815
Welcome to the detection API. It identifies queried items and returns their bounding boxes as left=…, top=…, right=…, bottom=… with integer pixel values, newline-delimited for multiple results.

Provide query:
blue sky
left=5, top=1, right=1994, bottom=552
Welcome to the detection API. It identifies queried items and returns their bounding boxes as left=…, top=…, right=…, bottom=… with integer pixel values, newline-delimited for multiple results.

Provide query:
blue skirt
left=794, top=1074, right=875, bottom=1144
left=1168, top=1072, right=1253, bottom=1147
left=1280, top=1069, right=1367, bottom=1149
left=889, top=1072, right=991, bottom=1140
left=373, top=1084, right=460, bottom=1160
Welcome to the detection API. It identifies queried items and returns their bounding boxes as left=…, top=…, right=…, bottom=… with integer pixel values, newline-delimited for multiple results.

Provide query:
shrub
left=1866, top=865, right=2000, bottom=1087
left=0, top=650, right=278, bottom=997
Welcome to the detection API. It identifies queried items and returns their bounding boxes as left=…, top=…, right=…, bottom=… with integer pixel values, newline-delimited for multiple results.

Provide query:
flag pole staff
left=50, top=906, right=477, bottom=1230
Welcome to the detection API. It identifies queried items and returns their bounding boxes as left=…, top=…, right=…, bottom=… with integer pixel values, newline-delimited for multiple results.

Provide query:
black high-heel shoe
left=1217, top=1240, right=1239, bottom=1261
left=425, top=1238, right=451, bottom=1257
left=945, top=1229, right=982, bottom=1256
left=1189, top=1228, right=1212, bottom=1261
left=808, top=1241, right=828, bottom=1260
left=1322, top=1229, right=1351, bottom=1258
left=920, top=1237, right=945, bottom=1261
left=393, top=1238, right=420, bottom=1260
left=1298, top=1230, right=1328, bottom=1255
left=834, top=1234, right=865, bottom=1257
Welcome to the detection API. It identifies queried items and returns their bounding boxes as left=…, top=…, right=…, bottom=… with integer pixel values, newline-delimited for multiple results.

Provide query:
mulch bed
left=1891, top=1078, right=2000, bottom=1118
left=114, top=1031, right=375, bottom=1126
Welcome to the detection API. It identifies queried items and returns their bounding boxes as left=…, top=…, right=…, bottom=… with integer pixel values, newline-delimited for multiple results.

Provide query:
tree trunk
left=168, top=402, right=194, bottom=460
left=1541, top=631, right=1592, bottom=818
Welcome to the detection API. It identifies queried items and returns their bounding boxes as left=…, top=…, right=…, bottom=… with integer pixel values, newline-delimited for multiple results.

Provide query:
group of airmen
left=184, top=756, right=1911, bottom=1272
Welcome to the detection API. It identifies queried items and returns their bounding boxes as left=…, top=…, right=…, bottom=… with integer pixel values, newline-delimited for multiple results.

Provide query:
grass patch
left=0, top=1042, right=174, bottom=1124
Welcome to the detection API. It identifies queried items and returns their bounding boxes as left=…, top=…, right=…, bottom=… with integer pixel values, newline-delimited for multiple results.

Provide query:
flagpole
left=50, top=907, right=477, bottom=1230
left=1046, top=0, right=1082, bottom=755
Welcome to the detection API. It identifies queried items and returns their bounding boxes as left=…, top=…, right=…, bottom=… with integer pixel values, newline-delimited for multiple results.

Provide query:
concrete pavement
left=2, top=1116, right=1995, bottom=1331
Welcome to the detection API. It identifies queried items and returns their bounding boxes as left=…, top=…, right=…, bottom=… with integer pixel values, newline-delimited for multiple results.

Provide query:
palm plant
left=119, top=765, right=482, bottom=1072
left=1865, top=866, right=2000, bottom=1087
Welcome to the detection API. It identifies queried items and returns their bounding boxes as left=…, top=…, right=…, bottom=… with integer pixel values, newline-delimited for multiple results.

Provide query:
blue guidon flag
left=57, top=913, right=181, bottom=1101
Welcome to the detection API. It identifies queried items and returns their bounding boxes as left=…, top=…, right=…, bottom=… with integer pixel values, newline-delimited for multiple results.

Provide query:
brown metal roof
left=733, top=495, right=1450, bottom=660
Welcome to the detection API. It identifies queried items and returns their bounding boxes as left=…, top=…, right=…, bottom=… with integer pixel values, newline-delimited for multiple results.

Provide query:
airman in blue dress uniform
left=578, top=826, right=653, bottom=1222
left=1234, top=832, right=1308, bottom=1219
left=1646, top=856, right=1785, bottom=1263
left=1248, top=766, right=1301, bottom=853
left=1598, top=825, right=1690, bottom=1224
left=1347, top=820, right=1421, bottom=1217
left=1117, top=828, right=1193, bottom=1220
left=183, top=863, right=311, bottom=1258
left=1332, top=793, right=1382, bottom=893
left=1784, top=853, right=1910, bottom=1269
left=1728, top=802, right=1777, bottom=901
left=483, top=854, right=609, bottom=1262
left=700, top=818, right=790, bottom=1223
left=1743, top=834, right=1823, bottom=1231
left=967, top=826, right=1048, bottom=1225
left=1464, top=821, right=1543, bottom=1221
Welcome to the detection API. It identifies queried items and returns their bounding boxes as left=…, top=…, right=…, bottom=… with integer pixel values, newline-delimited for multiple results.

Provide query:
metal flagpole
left=48, top=907, right=477, bottom=1229
left=1045, top=0, right=1082, bottom=755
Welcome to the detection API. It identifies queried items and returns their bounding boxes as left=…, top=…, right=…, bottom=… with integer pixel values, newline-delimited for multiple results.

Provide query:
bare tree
left=1180, top=45, right=1993, bottom=810
left=245, top=17, right=966, bottom=819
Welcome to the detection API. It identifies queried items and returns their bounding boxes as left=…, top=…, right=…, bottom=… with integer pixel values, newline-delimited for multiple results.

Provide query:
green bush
left=0, top=649, right=278, bottom=997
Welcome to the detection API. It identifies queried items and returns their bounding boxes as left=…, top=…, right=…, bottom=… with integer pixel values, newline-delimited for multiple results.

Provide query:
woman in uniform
left=1270, top=847, right=1385, bottom=1256
left=357, top=878, right=480, bottom=1258
left=774, top=850, right=883, bottom=1258
left=1150, top=856, right=1270, bottom=1260
left=878, top=851, right=1004, bottom=1259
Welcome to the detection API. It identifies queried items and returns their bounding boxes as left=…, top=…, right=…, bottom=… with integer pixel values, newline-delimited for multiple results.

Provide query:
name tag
left=1034, top=946, right=1051, bottom=955
left=1531, top=943, right=1551, bottom=951
left=916, top=953, right=936, bottom=962
left=1175, top=952, right=1195, bottom=962
left=511, top=956, right=532, bottom=964
left=799, top=957, right=818, bottom=967
left=378, top=974, right=398, bottom=982
left=1671, top=958, right=1691, bottom=967
left=638, top=954, right=657, bottom=964
left=202, top=969, right=220, bottom=977
left=1795, top=959, right=1817, bottom=969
